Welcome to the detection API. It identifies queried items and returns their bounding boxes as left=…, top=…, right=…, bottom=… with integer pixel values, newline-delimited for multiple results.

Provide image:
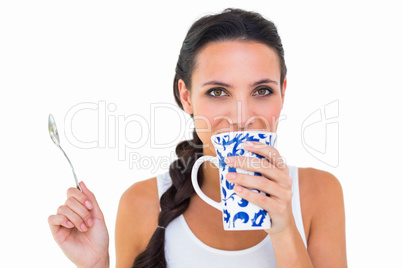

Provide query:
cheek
left=192, top=98, right=226, bottom=130
left=246, top=99, right=283, bottom=131
left=193, top=109, right=217, bottom=147
left=192, top=101, right=225, bottom=154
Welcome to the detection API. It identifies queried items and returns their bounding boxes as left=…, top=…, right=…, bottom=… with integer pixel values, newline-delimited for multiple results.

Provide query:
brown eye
left=207, top=88, right=228, bottom=97
left=214, top=89, right=223, bottom=96
left=253, top=87, right=272, bottom=97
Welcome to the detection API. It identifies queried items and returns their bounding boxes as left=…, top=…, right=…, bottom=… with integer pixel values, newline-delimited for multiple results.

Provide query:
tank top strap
left=156, top=171, right=173, bottom=200
left=289, top=165, right=307, bottom=248
left=156, top=167, right=307, bottom=248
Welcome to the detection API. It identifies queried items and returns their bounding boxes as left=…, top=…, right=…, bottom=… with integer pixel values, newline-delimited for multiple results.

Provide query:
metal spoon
left=48, top=114, right=81, bottom=191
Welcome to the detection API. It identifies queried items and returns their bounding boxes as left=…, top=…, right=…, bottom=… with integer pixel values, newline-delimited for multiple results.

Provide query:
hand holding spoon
left=48, top=114, right=81, bottom=191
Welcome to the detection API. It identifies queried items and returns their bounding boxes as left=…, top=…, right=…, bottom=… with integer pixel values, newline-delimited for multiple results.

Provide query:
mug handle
left=191, top=155, right=223, bottom=211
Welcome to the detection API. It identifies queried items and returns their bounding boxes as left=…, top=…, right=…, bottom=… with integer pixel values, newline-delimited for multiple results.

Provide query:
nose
left=230, top=100, right=254, bottom=130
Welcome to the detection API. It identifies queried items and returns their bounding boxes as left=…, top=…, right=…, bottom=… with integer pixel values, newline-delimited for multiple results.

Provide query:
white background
left=1, top=0, right=401, bottom=267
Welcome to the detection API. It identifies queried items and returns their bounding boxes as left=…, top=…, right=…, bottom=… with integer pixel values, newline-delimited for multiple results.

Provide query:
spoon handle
left=58, top=145, right=82, bottom=191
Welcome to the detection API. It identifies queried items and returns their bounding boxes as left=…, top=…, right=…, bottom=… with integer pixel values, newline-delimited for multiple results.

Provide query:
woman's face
left=179, top=40, right=286, bottom=156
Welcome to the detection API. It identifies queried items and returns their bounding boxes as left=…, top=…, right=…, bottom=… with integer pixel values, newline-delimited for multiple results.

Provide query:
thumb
left=79, top=181, right=104, bottom=220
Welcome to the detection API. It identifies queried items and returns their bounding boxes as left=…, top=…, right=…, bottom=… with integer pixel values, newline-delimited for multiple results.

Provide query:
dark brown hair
left=133, top=8, right=286, bottom=267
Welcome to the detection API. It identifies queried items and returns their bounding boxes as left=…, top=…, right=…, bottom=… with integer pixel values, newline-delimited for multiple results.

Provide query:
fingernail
left=85, top=200, right=93, bottom=210
left=225, top=157, right=233, bottom=164
left=81, top=223, right=87, bottom=231
left=245, top=141, right=253, bottom=147
left=234, top=185, right=243, bottom=193
left=87, top=218, right=93, bottom=227
left=67, top=220, right=74, bottom=228
left=227, top=173, right=236, bottom=180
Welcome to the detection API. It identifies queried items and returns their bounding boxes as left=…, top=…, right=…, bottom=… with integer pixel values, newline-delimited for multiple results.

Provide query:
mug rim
left=211, top=130, right=276, bottom=139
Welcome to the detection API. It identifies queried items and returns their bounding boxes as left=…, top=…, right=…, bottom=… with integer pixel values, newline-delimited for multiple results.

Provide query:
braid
left=133, top=7, right=286, bottom=267
left=132, top=130, right=203, bottom=267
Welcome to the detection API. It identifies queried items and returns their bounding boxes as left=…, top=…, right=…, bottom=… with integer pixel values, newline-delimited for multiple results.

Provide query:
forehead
left=192, top=40, right=281, bottom=84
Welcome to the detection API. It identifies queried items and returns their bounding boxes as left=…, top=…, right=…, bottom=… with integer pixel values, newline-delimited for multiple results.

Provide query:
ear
left=281, top=78, right=287, bottom=107
left=178, top=79, right=193, bottom=115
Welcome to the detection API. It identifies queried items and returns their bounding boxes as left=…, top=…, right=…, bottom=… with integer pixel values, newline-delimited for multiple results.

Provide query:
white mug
left=191, top=131, right=277, bottom=231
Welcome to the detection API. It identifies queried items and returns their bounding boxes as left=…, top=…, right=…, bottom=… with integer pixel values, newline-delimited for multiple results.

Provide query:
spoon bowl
left=48, top=114, right=60, bottom=146
left=48, top=114, right=81, bottom=191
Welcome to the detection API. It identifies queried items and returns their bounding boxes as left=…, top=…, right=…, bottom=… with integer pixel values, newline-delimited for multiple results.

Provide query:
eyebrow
left=202, top=78, right=278, bottom=88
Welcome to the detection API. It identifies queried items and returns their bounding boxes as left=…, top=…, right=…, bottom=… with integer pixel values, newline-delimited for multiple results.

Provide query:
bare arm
left=226, top=142, right=346, bottom=267
left=263, top=169, right=346, bottom=268
left=301, top=169, right=347, bottom=267
left=115, top=178, right=159, bottom=268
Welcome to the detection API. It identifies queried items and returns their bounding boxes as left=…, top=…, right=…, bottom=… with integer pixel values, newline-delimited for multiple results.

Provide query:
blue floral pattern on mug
left=212, top=131, right=277, bottom=230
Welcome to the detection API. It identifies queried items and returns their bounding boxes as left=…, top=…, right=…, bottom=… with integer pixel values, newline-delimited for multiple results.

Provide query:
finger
left=244, top=141, right=287, bottom=170
left=48, top=214, right=74, bottom=231
left=67, top=186, right=93, bottom=211
left=64, top=195, right=93, bottom=228
left=233, top=184, right=292, bottom=217
left=57, top=204, right=89, bottom=232
left=48, top=214, right=74, bottom=243
left=233, top=184, right=275, bottom=211
left=226, top=172, right=287, bottom=199
left=226, top=156, right=292, bottom=188
left=79, top=181, right=104, bottom=220
left=226, top=155, right=279, bottom=181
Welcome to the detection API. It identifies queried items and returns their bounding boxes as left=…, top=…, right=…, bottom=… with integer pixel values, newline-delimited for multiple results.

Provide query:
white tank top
left=156, top=165, right=307, bottom=268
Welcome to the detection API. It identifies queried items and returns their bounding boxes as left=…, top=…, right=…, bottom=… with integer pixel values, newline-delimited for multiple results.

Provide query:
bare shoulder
left=120, top=177, right=160, bottom=210
left=298, top=167, right=344, bottom=211
left=299, top=167, right=343, bottom=197
left=298, top=168, right=347, bottom=266
left=298, top=168, right=344, bottom=218
left=115, top=177, right=160, bottom=268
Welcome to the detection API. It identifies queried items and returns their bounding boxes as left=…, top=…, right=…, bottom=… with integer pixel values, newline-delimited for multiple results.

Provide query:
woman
left=48, top=8, right=346, bottom=267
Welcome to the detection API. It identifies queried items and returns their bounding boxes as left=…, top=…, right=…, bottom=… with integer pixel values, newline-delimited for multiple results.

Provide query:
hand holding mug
left=191, top=131, right=278, bottom=231
left=224, top=139, right=295, bottom=235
